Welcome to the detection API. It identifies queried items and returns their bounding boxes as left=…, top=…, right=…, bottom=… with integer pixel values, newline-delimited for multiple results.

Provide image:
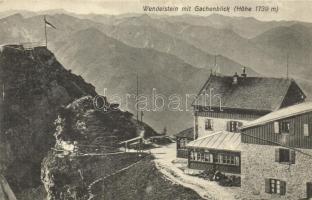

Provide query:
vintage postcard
left=0, top=0, right=312, bottom=199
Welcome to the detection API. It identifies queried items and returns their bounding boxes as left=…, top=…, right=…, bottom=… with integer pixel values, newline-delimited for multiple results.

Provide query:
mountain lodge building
left=185, top=71, right=306, bottom=174
left=240, top=102, right=312, bottom=200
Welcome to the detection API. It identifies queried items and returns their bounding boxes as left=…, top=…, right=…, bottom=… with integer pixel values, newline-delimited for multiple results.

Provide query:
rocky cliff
left=0, top=44, right=158, bottom=199
left=0, top=44, right=97, bottom=196
left=41, top=95, right=158, bottom=199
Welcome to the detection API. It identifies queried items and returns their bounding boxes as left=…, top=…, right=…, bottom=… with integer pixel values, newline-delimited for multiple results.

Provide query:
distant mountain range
left=52, top=27, right=212, bottom=134
left=0, top=11, right=311, bottom=133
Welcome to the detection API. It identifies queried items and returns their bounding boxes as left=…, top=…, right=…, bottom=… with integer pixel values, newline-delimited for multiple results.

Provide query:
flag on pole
left=44, top=16, right=56, bottom=29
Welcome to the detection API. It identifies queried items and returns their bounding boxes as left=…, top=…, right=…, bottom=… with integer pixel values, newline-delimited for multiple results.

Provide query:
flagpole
left=1, top=83, right=4, bottom=133
left=2, top=84, right=4, bottom=101
left=44, top=16, right=47, bottom=48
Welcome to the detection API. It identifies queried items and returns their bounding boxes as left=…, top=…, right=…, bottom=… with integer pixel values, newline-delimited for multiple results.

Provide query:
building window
left=280, top=121, right=290, bottom=133
left=275, top=148, right=295, bottom=164
left=304, top=124, right=309, bottom=136
left=214, top=154, right=222, bottom=164
left=190, top=150, right=213, bottom=163
left=265, top=179, right=286, bottom=195
left=279, top=149, right=290, bottom=162
left=179, top=138, right=188, bottom=149
left=227, top=121, right=242, bottom=132
left=214, top=153, right=240, bottom=166
left=204, top=153, right=213, bottom=162
left=205, top=119, right=213, bottom=130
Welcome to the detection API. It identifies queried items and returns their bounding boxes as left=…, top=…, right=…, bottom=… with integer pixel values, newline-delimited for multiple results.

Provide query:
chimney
left=241, top=67, right=247, bottom=78
left=232, top=72, right=239, bottom=85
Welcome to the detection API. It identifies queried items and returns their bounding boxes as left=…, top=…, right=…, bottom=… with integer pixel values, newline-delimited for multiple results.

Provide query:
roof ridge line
left=273, top=79, right=293, bottom=111
left=192, top=131, right=223, bottom=141
left=191, top=74, right=213, bottom=106
left=242, top=102, right=312, bottom=129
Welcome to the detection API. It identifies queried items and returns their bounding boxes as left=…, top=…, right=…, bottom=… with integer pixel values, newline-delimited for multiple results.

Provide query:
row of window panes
left=190, top=151, right=213, bottom=163
left=268, top=180, right=312, bottom=196
left=215, top=154, right=240, bottom=166
left=190, top=151, right=239, bottom=166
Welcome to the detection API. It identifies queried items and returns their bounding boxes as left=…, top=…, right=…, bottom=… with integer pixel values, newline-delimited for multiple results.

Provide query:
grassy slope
left=94, top=156, right=203, bottom=200
left=16, top=186, right=47, bottom=200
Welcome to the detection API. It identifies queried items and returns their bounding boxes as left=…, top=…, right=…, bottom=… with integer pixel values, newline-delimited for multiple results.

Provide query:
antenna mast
left=214, top=55, right=217, bottom=75
left=1, top=83, right=4, bottom=133
left=44, top=16, right=47, bottom=48
left=140, top=111, right=143, bottom=123
left=214, top=55, right=217, bottom=67
left=136, top=73, right=139, bottom=122
left=286, top=53, right=289, bottom=79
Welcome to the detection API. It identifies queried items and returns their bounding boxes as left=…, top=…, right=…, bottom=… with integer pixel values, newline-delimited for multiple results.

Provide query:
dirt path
left=151, top=144, right=239, bottom=200
left=0, top=175, right=17, bottom=200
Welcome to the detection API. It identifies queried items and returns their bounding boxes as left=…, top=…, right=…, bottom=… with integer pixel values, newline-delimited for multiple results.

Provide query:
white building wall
left=197, top=116, right=248, bottom=138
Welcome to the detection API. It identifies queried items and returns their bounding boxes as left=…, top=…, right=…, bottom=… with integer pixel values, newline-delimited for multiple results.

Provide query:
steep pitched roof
left=193, top=75, right=304, bottom=112
left=175, top=127, right=194, bottom=139
left=241, top=101, right=312, bottom=129
left=186, top=131, right=241, bottom=152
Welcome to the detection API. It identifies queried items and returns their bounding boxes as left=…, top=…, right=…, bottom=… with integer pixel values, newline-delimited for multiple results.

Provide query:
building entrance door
left=307, top=182, right=312, bottom=199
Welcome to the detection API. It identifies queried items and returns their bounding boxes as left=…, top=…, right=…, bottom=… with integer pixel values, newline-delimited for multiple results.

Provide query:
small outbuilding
left=176, top=127, right=194, bottom=158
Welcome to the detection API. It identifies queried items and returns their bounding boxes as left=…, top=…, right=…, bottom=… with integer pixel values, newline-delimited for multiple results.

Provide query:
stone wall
left=241, top=143, right=312, bottom=200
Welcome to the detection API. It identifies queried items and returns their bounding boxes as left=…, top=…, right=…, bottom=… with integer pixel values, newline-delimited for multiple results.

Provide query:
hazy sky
left=1, top=0, right=312, bottom=22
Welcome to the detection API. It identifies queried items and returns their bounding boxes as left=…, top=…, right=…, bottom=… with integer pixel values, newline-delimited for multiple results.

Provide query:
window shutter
left=205, top=119, right=208, bottom=130
left=290, top=150, right=296, bottom=164
left=275, top=148, right=280, bottom=162
left=289, top=122, right=294, bottom=135
left=227, top=121, right=231, bottom=132
left=211, top=119, right=214, bottom=130
left=280, top=181, right=286, bottom=195
left=304, top=124, right=309, bottom=136
left=307, top=182, right=312, bottom=197
left=274, top=122, right=279, bottom=134
left=235, top=156, right=240, bottom=166
left=210, top=154, right=213, bottom=163
left=265, top=179, right=271, bottom=193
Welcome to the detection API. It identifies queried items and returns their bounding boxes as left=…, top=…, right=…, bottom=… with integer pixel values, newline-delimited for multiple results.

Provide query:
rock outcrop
left=41, top=95, right=157, bottom=199
left=0, top=44, right=96, bottom=195
left=0, top=44, right=158, bottom=199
